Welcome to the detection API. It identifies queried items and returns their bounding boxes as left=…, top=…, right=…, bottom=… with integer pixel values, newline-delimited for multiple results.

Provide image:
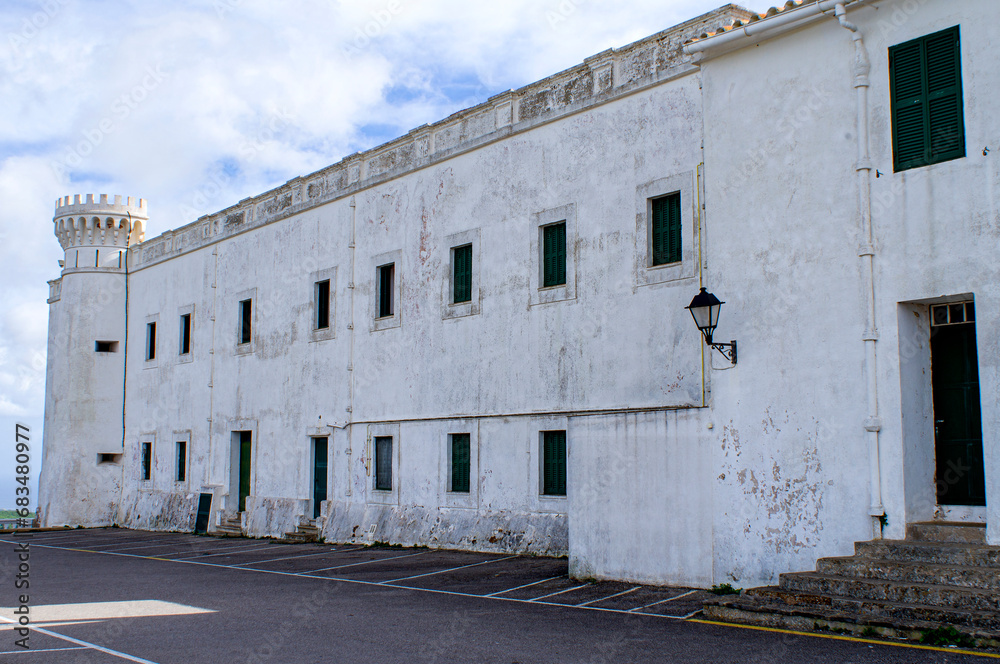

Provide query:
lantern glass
left=686, top=288, right=724, bottom=341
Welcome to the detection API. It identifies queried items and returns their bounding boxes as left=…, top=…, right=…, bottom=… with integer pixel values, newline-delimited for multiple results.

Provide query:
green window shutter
left=453, top=245, right=472, bottom=303
left=925, top=28, right=964, bottom=162
left=651, top=194, right=682, bottom=266
left=890, top=26, right=964, bottom=171
left=543, top=430, right=566, bottom=496
left=451, top=433, right=471, bottom=493
left=542, top=222, right=566, bottom=287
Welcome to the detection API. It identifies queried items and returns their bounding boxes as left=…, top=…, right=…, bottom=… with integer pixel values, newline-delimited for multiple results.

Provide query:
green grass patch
left=709, top=583, right=742, bottom=596
left=919, top=626, right=975, bottom=648
left=0, top=510, right=34, bottom=519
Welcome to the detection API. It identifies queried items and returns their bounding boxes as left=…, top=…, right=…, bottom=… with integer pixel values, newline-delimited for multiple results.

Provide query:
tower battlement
left=54, top=194, right=148, bottom=257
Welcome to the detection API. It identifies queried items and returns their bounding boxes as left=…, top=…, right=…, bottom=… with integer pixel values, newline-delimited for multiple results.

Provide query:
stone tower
left=38, top=194, right=147, bottom=527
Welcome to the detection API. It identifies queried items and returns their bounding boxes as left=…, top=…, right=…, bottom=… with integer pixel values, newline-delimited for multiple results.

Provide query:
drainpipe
left=833, top=3, right=884, bottom=538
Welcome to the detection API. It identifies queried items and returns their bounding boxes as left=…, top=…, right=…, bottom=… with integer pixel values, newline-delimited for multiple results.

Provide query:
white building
left=39, top=0, right=998, bottom=589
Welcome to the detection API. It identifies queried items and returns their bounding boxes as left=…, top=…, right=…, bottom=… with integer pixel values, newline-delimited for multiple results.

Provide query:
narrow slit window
left=141, top=442, right=152, bottom=481
left=450, top=433, right=471, bottom=493
left=315, top=280, right=331, bottom=330
left=145, top=322, right=156, bottom=361
left=239, top=299, right=252, bottom=344
left=542, top=430, right=566, bottom=496
left=95, top=340, right=118, bottom=353
left=176, top=441, right=187, bottom=482
left=651, top=193, right=682, bottom=266
left=374, top=436, right=392, bottom=490
left=378, top=264, right=394, bottom=318
left=179, top=313, right=192, bottom=355
left=452, top=245, right=472, bottom=304
left=542, top=222, right=566, bottom=288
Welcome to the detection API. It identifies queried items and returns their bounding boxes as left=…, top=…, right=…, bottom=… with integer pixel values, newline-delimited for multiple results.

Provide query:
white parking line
left=529, top=584, right=590, bottom=601
left=576, top=586, right=640, bottom=607
left=383, top=555, right=517, bottom=583
left=172, top=544, right=291, bottom=560
left=484, top=575, right=566, bottom=597
left=154, top=543, right=281, bottom=558
left=0, top=616, right=159, bottom=663
left=0, top=646, right=89, bottom=655
left=302, top=550, right=429, bottom=573
left=3, top=537, right=716, bottom=625
left=230, top=546, right=365, bottom=567
left=627, top=589, right=698, bottom=612
left=93, top=539, right=192, bottom=551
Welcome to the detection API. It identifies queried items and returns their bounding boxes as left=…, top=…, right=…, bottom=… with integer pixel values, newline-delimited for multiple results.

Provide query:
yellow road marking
left=690, top=619, right=1000, bottom=659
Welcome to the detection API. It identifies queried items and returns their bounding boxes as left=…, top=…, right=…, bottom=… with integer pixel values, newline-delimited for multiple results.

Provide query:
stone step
left=704, top=593, right=1000, bottom=645
left=856, top=539, right=1000, bottom=567
left=817, top=556, right=1000, bottom=591
left=906, top=521, right=986, bottom=544
left=780, top=572, right=1000, bottom=613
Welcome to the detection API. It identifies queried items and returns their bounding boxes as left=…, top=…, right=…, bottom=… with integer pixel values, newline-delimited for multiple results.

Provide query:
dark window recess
left=890, top=26, right=965, bottom=172
left=374, top=436, right=392, bottom=490
left=94, top=340, right=118, bottom=353
left=179, top=313, right=191, bottom=355
left=931, top=302, right=976, bottom=327
left=453, top=245, right=472, bottom=304
left=542, top=222, right=567, bottom=288
left=542, top=430, right=567, bottom=496
left=378, top=264, right=394, bottom=318
left=145, top=322, right=156, bottom=361
left=97, top=453, right=121, bottom=465
left=239, top=299, right=252, bottom=344
left=141, top=442, right=152, bottom=481
left=651, top=193, right=682, bottom=266
left=315, top=280, right=331, bottom=329
left=450, top=433, right=471, bottom=493
left=176, top=441, right=187, bottom=482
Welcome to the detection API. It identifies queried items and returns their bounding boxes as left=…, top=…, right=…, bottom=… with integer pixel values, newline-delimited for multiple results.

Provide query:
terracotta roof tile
left=686, top=0, right=823, bottom=45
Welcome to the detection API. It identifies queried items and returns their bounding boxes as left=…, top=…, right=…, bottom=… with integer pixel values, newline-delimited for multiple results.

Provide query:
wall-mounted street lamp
left=686, top=287, right=737, bottom=365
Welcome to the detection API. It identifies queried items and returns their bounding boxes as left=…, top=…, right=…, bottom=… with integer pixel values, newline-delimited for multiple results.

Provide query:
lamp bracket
left=709, top=340, right=737, bottom=365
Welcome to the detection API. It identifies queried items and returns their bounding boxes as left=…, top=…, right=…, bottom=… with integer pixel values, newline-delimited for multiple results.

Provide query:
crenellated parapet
left=54, top=194, right=148, bottom=271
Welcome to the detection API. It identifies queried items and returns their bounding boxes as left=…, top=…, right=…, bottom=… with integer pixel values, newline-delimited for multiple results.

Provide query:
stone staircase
left=213, top=513, right=243, bottom=537
left=283, top=518, right=321, bottom=544
left=704, top=522, right=1000, bottom=647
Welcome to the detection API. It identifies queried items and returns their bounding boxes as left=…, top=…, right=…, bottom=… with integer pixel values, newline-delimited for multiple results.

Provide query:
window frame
left=309, top=266, right=337, bottom=343
left=144, top=315, right=159, bottom=366
left=371, top=250, right=402, bottom=331
left=178, top=304, right=195, bottom=362
left=442, top=229, right=481, bottom=319
left=233, top=288, right=257, bottom=355
left=529, top=203, right=577, bottom=306
left=635, top=172, right=697, bottom=288
left=889, top=25, right=965, bottom=173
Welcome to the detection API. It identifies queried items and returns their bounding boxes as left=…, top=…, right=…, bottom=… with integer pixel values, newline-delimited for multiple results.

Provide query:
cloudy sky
left=0, top=0, right=747, bottom=508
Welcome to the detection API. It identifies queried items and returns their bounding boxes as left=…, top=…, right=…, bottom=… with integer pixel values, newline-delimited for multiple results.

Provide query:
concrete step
left=856, top=539, right=1000, bottom=567
left=704, top=593, right=1000, bottom=645
left=817, top=556, right=1000, bottom=591
left=906, top=521, right=986, bottom=544
left=780, top=572, right=1000, bottom=613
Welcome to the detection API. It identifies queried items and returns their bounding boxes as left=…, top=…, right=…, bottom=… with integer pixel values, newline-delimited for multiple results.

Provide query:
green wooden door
left=313, top=438, right=328, bottom=519
left=931, top=314, right=985, bottom=506
left=239, top=431, right=252, bottom=512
